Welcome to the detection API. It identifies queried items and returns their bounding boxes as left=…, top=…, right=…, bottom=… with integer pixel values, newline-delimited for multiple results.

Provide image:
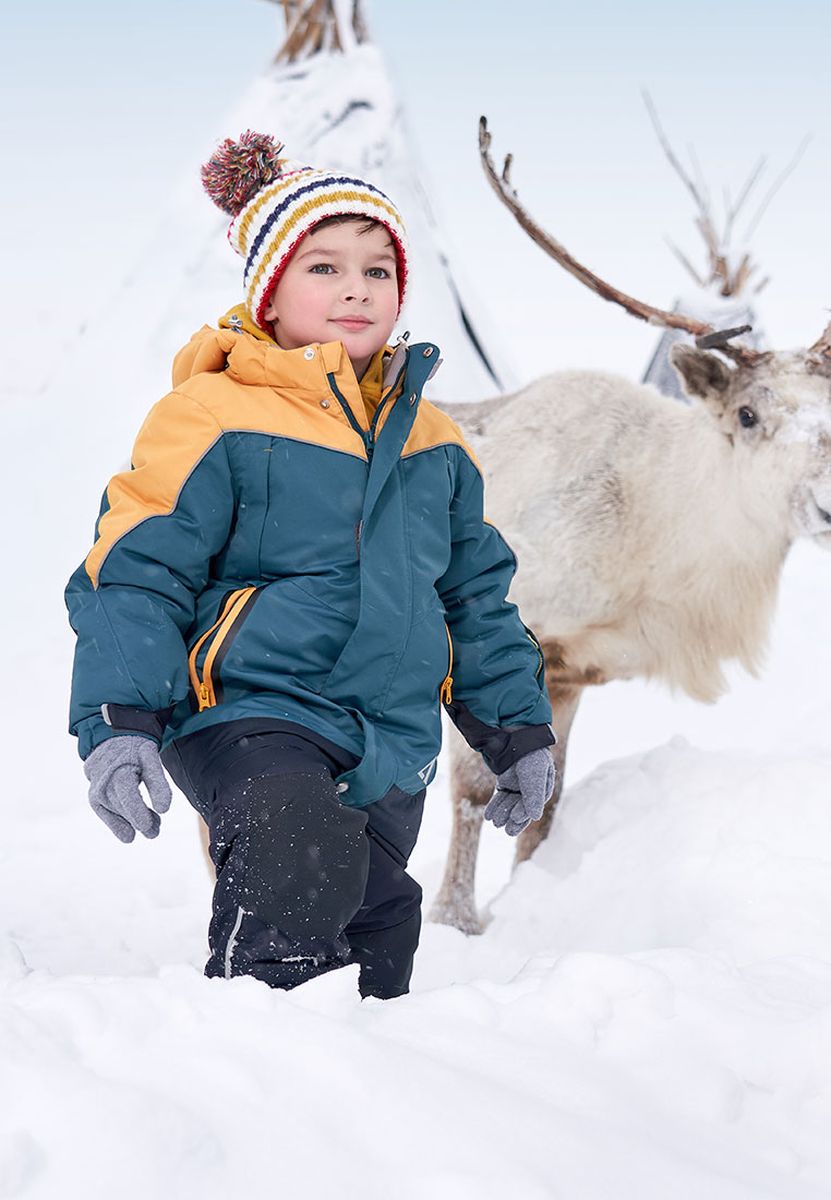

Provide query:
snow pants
left=162, top=722, right=425, bottom=999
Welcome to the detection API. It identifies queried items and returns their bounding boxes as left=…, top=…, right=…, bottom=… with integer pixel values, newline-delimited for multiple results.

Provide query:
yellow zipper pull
left=198, top=682, right=211, bottom=712
left=441, top=623, right=454, bottom=705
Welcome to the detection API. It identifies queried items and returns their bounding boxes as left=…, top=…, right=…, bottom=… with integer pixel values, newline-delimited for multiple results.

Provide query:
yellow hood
left=172, top=305, right=389, bottom=416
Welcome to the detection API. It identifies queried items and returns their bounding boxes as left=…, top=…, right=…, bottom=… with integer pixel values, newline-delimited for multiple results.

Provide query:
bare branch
left=642, top=89, right=707, bottom=213
left=722, top=183, right=732, bottom=240
left=273, top=0, right=364, bottom=61
left=744, top=133, right=812, bottom=241
left=664, top=236, right=706, bottom=287
left=731, top=252, right=753, bottom=295
left=698, top=211, right=722, bottom=262
left=713, top=256, right=731, bottom=296
left=724, top=155, right=767, bottom=244
left=275, top=0, right=308, bottom=62
left=686, top=142, right=712, bottom=217
left=351, top=0, right=369, bottom=42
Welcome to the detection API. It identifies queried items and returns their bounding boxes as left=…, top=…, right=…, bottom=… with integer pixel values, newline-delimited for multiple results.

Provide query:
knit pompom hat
left=201, top=130, right=409, bottom=333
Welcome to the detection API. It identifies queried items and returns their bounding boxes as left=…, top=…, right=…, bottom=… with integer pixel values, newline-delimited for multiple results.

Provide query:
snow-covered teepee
left=640, top=95, right=808, bottom=399
left=97, top=0, right=515, bottom=407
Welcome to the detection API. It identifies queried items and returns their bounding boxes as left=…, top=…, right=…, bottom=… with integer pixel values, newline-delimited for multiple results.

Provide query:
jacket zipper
left=440, top=623, right=454, bottom=705
left=326, top=373, right=372, bottom=457
left=188, top=587, right=259, bottom=711
left=522, top=623, right=545, bottom=681
left=369, top=358, right=408, bottom=452
left=330, top=358, right=411, bottom=560
left=327, top=358, right=409, bottom=462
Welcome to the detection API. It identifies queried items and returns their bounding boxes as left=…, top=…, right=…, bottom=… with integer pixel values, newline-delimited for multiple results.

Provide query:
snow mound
left=4, top=729, right=831, bottom=1198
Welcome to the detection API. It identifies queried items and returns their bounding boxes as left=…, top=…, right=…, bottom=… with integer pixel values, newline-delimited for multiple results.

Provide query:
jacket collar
left=174, top=309, right=438, bottom=433
left=215, top=304, right=391, bottom=420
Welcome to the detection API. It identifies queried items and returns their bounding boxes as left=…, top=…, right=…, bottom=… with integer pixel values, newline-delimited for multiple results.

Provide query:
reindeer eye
left=738, top=406, right=758, bottom=429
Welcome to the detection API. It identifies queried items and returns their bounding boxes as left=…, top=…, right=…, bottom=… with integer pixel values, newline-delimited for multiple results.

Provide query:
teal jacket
left=65, top=320, right=554, bottom=807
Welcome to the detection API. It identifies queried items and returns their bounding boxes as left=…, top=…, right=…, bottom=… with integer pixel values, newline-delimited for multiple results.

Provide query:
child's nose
left=341, top=274, right=371, bottom=303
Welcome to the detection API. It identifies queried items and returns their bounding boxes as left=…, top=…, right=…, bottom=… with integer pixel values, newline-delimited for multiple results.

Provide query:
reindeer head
left=478, top=116, right=831, bottom=547
left=671, top=336, right=831, bottom=544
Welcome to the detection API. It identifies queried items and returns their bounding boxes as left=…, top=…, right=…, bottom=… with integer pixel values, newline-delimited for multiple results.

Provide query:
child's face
left=263, top=220, right=400, bottom=378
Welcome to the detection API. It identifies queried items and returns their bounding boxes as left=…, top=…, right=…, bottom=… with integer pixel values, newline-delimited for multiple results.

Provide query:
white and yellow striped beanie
left=201, top=130, right=409, bottom=333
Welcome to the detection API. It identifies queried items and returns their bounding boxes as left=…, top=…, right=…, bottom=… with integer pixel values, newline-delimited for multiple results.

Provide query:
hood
left=171, top=304, right=274, bottom=388
left=172, top=304, right=391, bottom=411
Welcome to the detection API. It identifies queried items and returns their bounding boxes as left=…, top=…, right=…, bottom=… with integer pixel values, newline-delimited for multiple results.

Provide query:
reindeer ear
left=670, top=344, right=732, bottom=400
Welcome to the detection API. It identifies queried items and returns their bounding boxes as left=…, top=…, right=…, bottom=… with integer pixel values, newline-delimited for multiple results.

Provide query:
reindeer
left=429, top=118, right=831, bottom=935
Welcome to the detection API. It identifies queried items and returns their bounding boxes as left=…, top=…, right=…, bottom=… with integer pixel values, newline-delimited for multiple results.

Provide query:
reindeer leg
left=514, top=684, right=583, bottom=866
left=428, top=731, right=493, bottom=935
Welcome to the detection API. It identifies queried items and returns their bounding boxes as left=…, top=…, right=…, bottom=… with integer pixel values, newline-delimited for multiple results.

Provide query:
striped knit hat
left=201, top=130, right=409, bottom=333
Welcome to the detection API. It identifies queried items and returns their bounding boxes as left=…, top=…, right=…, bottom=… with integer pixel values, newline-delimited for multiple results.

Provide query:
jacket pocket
left=188, top=587, right=261, bottom=711
left=440, top=622, right=454, bottom=705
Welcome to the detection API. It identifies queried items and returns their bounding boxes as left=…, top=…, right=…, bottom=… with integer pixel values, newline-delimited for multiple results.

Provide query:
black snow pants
left=162, top=721, right=425, bottom=999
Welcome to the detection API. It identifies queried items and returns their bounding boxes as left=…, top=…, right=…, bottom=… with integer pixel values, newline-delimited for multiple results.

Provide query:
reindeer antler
left=478, top=116, right=765, bottom=368
left=695, top=325, right=753, bottom=350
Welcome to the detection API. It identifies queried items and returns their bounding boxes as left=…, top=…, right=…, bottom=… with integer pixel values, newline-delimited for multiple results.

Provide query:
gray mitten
left=84, top=736, right=172, bottom=843
left=484, top=747, right=556, bottom=837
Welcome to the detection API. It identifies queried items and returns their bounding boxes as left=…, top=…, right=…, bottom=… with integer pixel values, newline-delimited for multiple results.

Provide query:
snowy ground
left=3, top=473, right=831, bottom=1200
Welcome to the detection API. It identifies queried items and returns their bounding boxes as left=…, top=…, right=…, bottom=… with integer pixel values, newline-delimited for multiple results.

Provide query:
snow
left=4, top=15, right=831, bottom=1200
left=3, top=520, right=831, bottom=1196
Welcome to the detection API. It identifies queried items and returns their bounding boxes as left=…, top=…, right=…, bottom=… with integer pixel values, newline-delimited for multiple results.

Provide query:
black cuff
left=101, top=704, right=174, bottom=744
left=444, top=697, right=556, bottom=775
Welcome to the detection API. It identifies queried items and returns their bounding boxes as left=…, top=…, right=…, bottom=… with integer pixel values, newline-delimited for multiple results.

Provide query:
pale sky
left=3, top=0, right=829, bottom=384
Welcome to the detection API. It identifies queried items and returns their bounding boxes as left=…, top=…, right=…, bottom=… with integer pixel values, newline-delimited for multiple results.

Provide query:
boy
left=66, top=131, right=556, bottom=999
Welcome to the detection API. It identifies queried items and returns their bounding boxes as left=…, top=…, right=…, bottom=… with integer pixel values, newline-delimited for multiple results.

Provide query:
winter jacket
left=65, top=313, right=554, bottom=808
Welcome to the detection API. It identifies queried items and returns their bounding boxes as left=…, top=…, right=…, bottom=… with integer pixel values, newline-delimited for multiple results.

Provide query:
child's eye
left=309, top=263, right=334, bottom=274
left=367, top=267, right=390, bottom=279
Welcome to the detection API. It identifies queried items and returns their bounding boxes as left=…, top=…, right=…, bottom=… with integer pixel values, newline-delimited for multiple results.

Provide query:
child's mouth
left=332, top=318, right=372, bottom=330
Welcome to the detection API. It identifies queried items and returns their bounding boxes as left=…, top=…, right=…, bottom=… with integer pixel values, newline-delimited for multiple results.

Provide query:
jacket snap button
left=423, top=347, right=433, bottom=357
left=304, top=347, right=315, bottom=360
left=337, top=781, right=349, bottom=793
left=409, top=393, right=417, bottom=405
left=320, top=398, right=330, bottom=408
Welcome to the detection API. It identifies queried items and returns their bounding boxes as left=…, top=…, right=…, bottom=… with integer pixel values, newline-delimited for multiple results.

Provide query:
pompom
left=201, top=130, right=286, bottom=217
